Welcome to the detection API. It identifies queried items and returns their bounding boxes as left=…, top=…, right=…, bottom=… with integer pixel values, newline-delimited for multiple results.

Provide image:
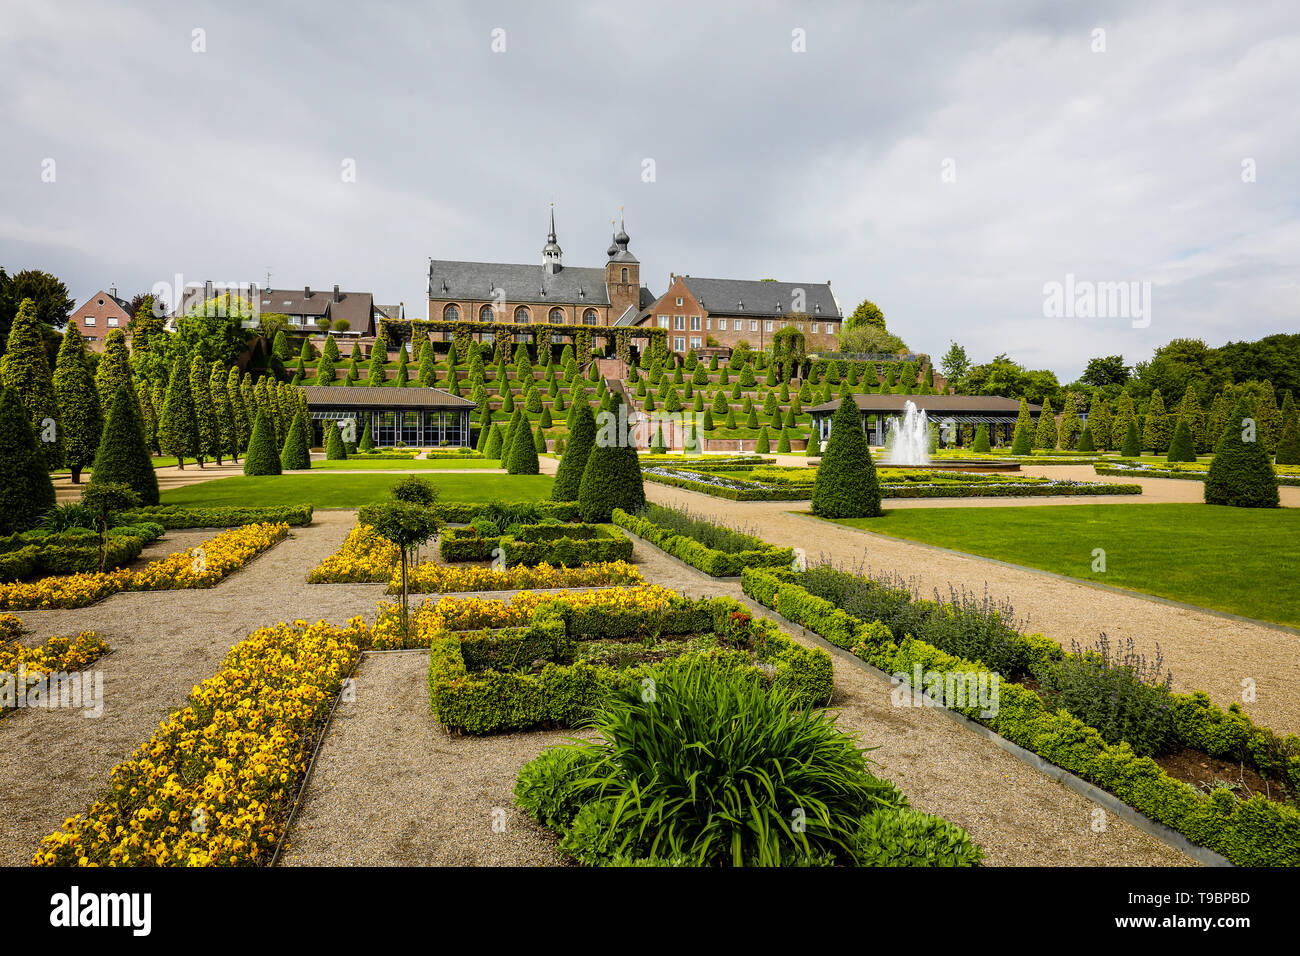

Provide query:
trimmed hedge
left=0, top=523, right=164, bottom=582
left=436, top=500, right=580, bottom=524
left=741, top=567, right=1300, bottom=866
left=113, top=504, right=314, bottom=529
left=428, top=595, right=833, bottom=735
left=612, top=507, right=793, bottom=577
left=1095, top=464, right=1300, bottom=487
left=500, top=524, right=632, bottom=567
left=641, top=469, right=1141, bottom=500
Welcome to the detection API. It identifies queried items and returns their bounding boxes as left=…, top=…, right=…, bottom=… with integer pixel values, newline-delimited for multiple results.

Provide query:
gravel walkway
left=641, top=481, right=1300, bottom=737
left=281, top=534, right=1190, bottom=867
left=0, top=510, right=381, bottom=866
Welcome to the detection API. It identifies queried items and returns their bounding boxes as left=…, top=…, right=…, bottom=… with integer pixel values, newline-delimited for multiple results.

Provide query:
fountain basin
left=805, top=458, right=1023, bottom=473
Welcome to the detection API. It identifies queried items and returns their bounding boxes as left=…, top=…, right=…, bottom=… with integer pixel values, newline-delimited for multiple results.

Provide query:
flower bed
left=33, top=617, right=369, bottom=867
left=114, top=504, right=314, bottom=529
left=612, top=505, right=794, bottom=577
left=306, top=525, right=401, bottom=583
left=1095, top=462, right=1300, bottom=486
left=398, top=560, right=643, bottom=595
left=426, top=592, right=833, bottom=735
left=2, top=617, right=110, bottom=720
left=0, top=523, right=289, bottom=610
left=372, top=585, right=680, bottom=649
left=644, top=465, right=1141, bottom=500
left=741, top=566, right=1300, bottom=867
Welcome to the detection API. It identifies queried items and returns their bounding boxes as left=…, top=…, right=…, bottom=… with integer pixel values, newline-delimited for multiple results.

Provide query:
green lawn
left=829, top=503, right=1300, bottom=627
left=309, top=458, right=502, bottom=470
left=160, top=472, right=554, bottom=508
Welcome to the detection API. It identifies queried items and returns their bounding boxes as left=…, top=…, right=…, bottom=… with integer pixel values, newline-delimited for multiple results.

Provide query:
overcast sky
left=2, top=0, right=1297, bottom=381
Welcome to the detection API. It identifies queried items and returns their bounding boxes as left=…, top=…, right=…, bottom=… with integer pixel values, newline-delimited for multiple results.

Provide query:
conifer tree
left=95, top=328, right=133, bottom=418
left=89, top=383, right=159, bottom=505
left=52, top=323, right=102, bottom=483
left=485, top=423, right=504, bottom=459
left=210, top=361, right=237, bottom=462
left=577, top=394, right=644, bottom=521
left=1057, top=392, right=1082, bottom=450
left=368, top=345, right=387, bottom=385
left=1034, top=398, right=1057, bottom=449
left=811, top=394, right=881, bottom=518
left=1204, top=397, right=1279, bottom=507
left=242, top=410, right=282, bottom=475
left=1143, top=388, right=1170, bottom=453
left=280, top=410, right=311, bottom=470
left=0, top=385, right=56, bottom=532
left=1, top=298, right=62, bottom=467
left=189, top=355, right=218, bottom=466
left=158, top=360, right=199, bottom=468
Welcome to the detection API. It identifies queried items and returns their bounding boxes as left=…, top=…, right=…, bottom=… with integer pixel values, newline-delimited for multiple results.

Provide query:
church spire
left=542, top=201, right=562, bottom=274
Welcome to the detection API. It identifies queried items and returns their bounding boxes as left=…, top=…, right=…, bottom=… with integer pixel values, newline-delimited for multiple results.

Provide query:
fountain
left=883, top=400, right=931, bottom=466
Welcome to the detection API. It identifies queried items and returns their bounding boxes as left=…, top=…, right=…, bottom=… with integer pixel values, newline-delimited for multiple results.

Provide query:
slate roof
left=428, top=261, right=612, bottom=307
left=302, top=385, right=475, bottom=409
left=257, top=288, right=377, bottom=333
left=806, top=394, right=1038, bottom=415
left=678, top=277, right=842, bottom=319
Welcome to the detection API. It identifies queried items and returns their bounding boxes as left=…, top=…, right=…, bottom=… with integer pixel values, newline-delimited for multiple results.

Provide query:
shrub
left=1204, top=397, right=1280, bottom=507
left=1277, top=414, right=1300, bottom=466
left=811, top=395, right=881, bottom=518
left=242, top=410, right=282, bottom=476
left=971, top=424, right=990, bottom=453
left=325, top=423, right=347, bottom=460
left=279, top=410, right=311, bottom=470
left=506, top=415, right=541, bottom=475
left=852, top=807, right=982, bottom=866
left=1010, top=421, right=1032, bottom=455
left=358, top=419, right=375, bottom=452
left=577, top=394, right=644, bottom=521
left=755, top=426, right=770, bottom=453
left=89, top=384, right=160, bottom=506
left=1076, top=424, right=1095, bottom=453
left=0, top=385, right=57, bottom=534
left=1166, top=418, right=1195, bottom=462
left=1031, top=634, right=1175, bottom=757
left=1121, top=419, right=1141, bottom=457
left=521, top=661, right=911, bottom=866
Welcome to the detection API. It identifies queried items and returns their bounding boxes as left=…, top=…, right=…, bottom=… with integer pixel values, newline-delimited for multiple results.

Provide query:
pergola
left=302, top=385, right=476, bottom=448
left=807, top=394, right=1039, bottom=448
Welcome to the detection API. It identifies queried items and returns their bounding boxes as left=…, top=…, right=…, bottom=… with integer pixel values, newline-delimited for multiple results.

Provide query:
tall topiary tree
left=190, top=355, right=218, bottom=466
left=1166, top=417, right=1195, bottom=462
left=359, top=419, right=375, bottom=452
left=1, top=298, right=61, bottom=467
left=368, top=345, right=387, bottom=385
left=89, top=383, right=159, bottom=505
left=1204, top=397, right=1279, bottom=507
left=1057, top=393, right=1082, bottom=450
left=243, top=410, right=281, bottom=475
left=811, top=394, right=881, bottom=518
left=280, top=410, right=311, bottom=470
left=971, top=424, right=990, bottom=453
left=1088, top=396, right=1112, bottom=451
left=578, top=393, right=644, bottom=521
left=532, top=422, right=547, bottom=455
left=52, top=323, right=102, bottom=483
left=209, top=361, right=237, bottom=463
left=95, top=328, right=133, bottom=418
left=1033, top=398, right=1057, bottom=450
left=1121, top=419, right=1141, bottom=457
left=0, top=385, right=56, bottom=533
left=137, top=379, right=158, bottom=457
left=1143, top=388, right=1170, bottom=453
left=325, top=422, right=347, bottom=460
left=1077, top=424, right=1096, bottom=453
left=1275, top=412, right=1300, bottom=466
left=506, top=413, right=540, bottom=475
left=485, top=423, right=504, bottom=459
left=158, top=360, right=199, bottom=468
left=552, top=403, right=595, bottom=501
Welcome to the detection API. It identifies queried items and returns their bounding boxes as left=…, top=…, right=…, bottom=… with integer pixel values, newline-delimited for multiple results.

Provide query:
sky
left=2, top=0, right=1297, bottom=382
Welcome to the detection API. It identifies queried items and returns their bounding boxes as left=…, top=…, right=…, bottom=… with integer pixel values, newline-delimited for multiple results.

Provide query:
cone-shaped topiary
left=1010, top=421, right=1032, bottom=455
left=1165, top=418, right=1196, bottom=463
left=280, top=410, right=311, bottom=470
left=2, top=298, right=62, bottom=467
left=485, top=423, right=504, bottom=459
left=368, top=346, right=387, bottom=385
left=971, top=424, right=990, bottom=453
left=243, top=410, right=282, bottom=475
left=358, top=419, right=375, bottom=452
left=89, top=383, right=160, bottom=506
left=811, top=394, right=881, bottom=518
left=577, top=394, right=644, bottom=521
left=52, top=323, right=103, bottom=483
left=158, top=359, right=199, bottom=468
left=1204, top=397, right=1279, bottom=507
left=0, top=385, right=56, bottom=533
left=326, top=422, right=347, bottom=460
left=1121, top=419, right=1141, bottom=457
left=505, top=413, right=541, bottom=475
left=1077, top=424, right=1096, bottom=453
left=1143, top=389, right=1170, bottom=453
left=502, top=409, right=522, bottom=463
left=533, top=423, right=547, bottom=455
left=1276, top=411, right=1300, bottom=466
left=650, top=421, right=667, bottom=455
left=755, top=426, right=771, bottom=453
left=551, top=404, right=594, bottom=501
left=1033, top=398, right=1057, bottom=449
left=777, top=427, right=791, bottom=453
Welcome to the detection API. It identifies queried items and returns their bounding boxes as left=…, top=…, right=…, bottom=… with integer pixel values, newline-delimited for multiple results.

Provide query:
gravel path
left=0, top=510, right=381, bottom=866
left=281, top=534, right=1190, bottom=867
left=640, top=481, right=1300, bottom=737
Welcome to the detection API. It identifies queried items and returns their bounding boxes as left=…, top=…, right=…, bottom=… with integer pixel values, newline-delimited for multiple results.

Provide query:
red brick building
left=68, top=288, right=133, bottom=351
left=637, top=274, right=843, bottom=356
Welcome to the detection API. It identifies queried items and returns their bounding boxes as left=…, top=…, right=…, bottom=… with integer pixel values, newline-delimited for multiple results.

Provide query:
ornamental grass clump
left=516, top=660, right=915, bottom=866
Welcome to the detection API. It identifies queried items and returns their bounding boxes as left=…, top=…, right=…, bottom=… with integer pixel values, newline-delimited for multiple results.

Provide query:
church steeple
left=542, top=203, right=563, bottom=274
